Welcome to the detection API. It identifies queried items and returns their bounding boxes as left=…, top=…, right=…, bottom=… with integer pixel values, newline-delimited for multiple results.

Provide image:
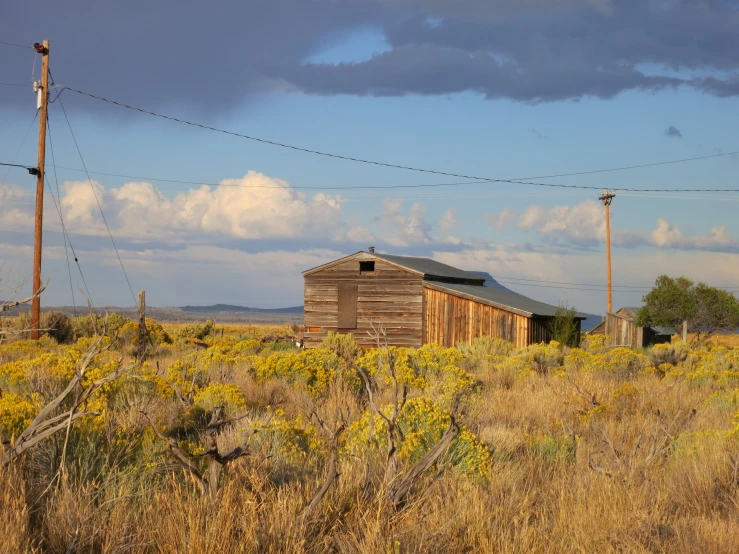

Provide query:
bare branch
left=0, top=283, right=47, bottom=313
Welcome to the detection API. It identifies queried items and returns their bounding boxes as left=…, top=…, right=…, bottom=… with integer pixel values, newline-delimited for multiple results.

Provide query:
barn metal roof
left=424, top=281, right=588, bottom=319
left=373, top=253, right=485, bottom=282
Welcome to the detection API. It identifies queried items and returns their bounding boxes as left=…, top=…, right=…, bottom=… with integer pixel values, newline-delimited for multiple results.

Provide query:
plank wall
left=605, top=313, right=637, bottom=347
left=304, top=258, right=424, bottom=348
left=422, top=286, right=552, bottom=348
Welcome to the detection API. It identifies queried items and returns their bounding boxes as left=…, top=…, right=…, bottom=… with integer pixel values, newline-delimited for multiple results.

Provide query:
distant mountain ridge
left=469, top=272, right=523, bottom=296
left=181, top=304, right=303, bottom=314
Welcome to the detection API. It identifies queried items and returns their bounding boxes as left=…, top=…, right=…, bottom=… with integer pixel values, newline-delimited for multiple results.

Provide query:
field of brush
left=1, top=317, right=739, bottom=553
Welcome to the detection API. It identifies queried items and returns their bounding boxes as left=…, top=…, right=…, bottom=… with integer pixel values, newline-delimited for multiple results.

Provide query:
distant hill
left=469, top=272, right=523, bottom=296
left=181, top=304, right=302, bottom=314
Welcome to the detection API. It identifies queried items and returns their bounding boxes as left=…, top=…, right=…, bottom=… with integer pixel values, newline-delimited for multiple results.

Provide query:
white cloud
left=516, top=200, right=604, bottom=245
left=10, top=172, right=359, bottom=243
left=485, top=207, right=518, bottom=231
left=439, top=208, right=458, bottom=233
left=650, top=219, right=734, bottom=250
left=375, top=199, right=433, bottom=247
left=488, top=200, right=737, bottom=253
left=0, top=185, right=34, bottom=231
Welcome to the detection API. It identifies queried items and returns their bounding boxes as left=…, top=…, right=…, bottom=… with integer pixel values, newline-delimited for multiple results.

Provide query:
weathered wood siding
left=605, top=312, right=637, bottom=347
left=304, top=258, right=424, bottom=348
left=422, top=286, right=552, bottom=348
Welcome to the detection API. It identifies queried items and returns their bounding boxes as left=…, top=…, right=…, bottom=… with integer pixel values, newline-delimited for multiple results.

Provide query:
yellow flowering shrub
left=344, top=397, right=490, bottom=477
left=258, top=409, right=322, bottom=465
left=0, top=392, right=40, bottom=439
left=193, top=383, right=247, bottom=411
left=118, top=319, right=172, bottom=346
left=253, top=349, right=348, bottom=397
left=564, top=346, right=650, bottom=377
left=356, top=345, right=470, bottom=397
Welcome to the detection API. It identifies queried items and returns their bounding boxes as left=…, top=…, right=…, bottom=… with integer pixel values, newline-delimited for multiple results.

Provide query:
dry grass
left=2, top=332, right=739, bottom=553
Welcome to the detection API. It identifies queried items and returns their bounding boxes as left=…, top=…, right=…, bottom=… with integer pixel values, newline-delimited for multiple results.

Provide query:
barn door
left=338, top=283, right=358, bottom=329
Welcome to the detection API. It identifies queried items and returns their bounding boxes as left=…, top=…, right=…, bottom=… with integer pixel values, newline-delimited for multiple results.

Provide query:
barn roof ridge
left=302, top=251, right=485, bottom=283
left=372, top=253, right=485, bottom=283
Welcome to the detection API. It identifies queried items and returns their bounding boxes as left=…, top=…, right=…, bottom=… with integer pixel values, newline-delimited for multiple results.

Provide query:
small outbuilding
left=604, top=307, right=675, bottom=348
left=302, top=250, right=586, bottom=349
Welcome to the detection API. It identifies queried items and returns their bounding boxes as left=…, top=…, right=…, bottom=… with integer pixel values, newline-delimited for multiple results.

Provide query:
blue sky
left=1, top=0, right=739, bottom=313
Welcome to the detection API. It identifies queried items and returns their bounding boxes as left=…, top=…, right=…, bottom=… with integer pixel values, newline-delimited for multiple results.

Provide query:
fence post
left=138, top=290, right=147, bottom=360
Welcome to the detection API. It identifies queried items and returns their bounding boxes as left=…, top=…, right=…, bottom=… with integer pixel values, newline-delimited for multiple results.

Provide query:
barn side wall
left=422, top=286, right=550, bottom=348
left=304, top=258, right=424, bottom=348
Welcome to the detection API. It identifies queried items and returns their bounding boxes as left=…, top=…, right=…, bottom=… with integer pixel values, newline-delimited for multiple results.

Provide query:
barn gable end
left=303, top=253, right=425, bottom=348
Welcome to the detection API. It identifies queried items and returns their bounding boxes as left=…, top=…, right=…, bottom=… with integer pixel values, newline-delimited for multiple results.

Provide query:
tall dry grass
left=2, top=332, right=739, bottom=553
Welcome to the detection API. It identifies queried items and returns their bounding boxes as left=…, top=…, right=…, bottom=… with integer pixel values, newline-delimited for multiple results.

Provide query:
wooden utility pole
left=31, top=40, right=50, bottom=340
left=599, top=189, right=616, bottom=314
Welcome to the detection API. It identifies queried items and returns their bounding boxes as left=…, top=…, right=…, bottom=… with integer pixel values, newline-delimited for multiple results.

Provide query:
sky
left=1, top=0, right=739, bottom=314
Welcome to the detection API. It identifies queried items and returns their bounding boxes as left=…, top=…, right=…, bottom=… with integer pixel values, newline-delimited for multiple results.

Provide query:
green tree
left=636, top=275, right=739, bottom=347
left=548, top=303, right=580, bottom=347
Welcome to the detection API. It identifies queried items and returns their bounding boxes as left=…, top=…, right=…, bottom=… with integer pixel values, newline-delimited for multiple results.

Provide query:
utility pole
left=599, top=189, right=616, bottom=314
left=31, top=40, right=50, bottom=340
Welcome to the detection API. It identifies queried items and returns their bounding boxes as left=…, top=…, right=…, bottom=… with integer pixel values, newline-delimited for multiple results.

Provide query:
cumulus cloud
left=374, top=199, right=434, bottom=246
left=650, top=219, right=734, bottom=251
left=664, top=125, right=683, bottom=138
left=490, top=200, right=738, bottom=253
left=515, top=200, right=605, bottom=246
left=48, top=172, right=352, bottom=242
left=439, top=208, right=458, bottom=233
left=485, top=208, right=518, bottom=231
left=0, top=185, right=34, bottom=231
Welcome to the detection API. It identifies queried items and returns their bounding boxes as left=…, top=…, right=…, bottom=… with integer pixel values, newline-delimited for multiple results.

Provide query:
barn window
left=359, top=261, right=375, bottom=274
left=338, top=283, right=358, bottom=329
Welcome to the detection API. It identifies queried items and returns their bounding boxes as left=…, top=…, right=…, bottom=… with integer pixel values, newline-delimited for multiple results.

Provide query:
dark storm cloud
left=3, top=0, right=739, bottom=112
left=664, top=125, right=682, bottom=138
left=0, top=0, right=383, bottom=114
left=277, top=0, right=739, bottom=103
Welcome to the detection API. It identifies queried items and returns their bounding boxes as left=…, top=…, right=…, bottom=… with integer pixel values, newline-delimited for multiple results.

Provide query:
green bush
left=457, top=336, right=514, bottom=358
left=318, top=332, right=362, bottom=364
left=41, top=311, right=74, bottom=343
left=175, top=320, right=214, bottom=340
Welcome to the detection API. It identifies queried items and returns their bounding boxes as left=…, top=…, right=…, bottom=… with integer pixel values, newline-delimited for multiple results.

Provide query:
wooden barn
left=302, top=250, right=585, bottom=349
left=604, top=307, right=675, bottom=348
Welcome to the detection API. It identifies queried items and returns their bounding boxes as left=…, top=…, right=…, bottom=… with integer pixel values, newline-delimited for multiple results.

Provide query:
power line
left=54, top=89, right=138, bottom=307
left=47, top=164, right=490, bottom=190
left=491, top=274, right=652, bottom=289
left=62, top=86, right=739, bottom=194
left=0, top=162, right=36, bottom=170
left=495, top=279, right=648, bottom=293
left=37, top=163, right=739, bottom=195
left=510, top=151, right=739, bottom=181
left=0, top=40, right=32, bottom=49
left=46, top=114, right=79, bottom=314
left=0, top=110, right=39, bottom=187
left=0, top=82, right=28, bottom=87
left=43, top=171, right=94, bottom=312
